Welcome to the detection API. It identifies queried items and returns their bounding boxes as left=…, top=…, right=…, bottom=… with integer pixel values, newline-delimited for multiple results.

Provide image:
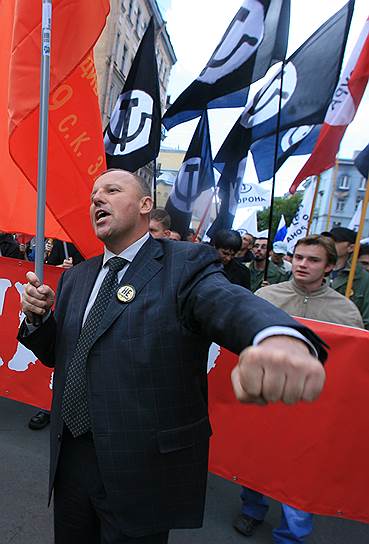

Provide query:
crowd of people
left=1, top=182, right=369, bottom=543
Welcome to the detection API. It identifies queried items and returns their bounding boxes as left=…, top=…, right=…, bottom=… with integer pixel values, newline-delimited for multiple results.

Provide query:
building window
left=127, top=0, right=134, bottom=21
left=121, top=44, right=128, bottom=74
left=355, top=198, right=362, bottom=210
left=335, top=200, right=345, bottom=213
left=338, top=174, right=350, bottom=190
left=136, top=7, right=141, bottom=34
left=114, top=32, right=121, bottom=62
left=108, top=84, right=117, bottom=116
left=359, top=177, right=367, bottom=191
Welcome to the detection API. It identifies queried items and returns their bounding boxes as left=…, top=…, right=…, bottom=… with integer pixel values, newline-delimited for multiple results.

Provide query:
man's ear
left=140, top=196, right=153, bottom=216
left=163, top=229, right=171, bottom=238
left=324, top=264, right=334, bottom=275
left=348, top=243, right=355, bottom=254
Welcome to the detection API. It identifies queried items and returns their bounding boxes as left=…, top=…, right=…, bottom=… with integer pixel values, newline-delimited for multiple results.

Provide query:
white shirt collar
left=102, top=232, right=150, bottom=267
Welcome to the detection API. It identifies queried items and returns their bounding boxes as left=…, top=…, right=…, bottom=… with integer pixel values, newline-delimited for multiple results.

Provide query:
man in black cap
left=321, top=227, right=369, bottom=329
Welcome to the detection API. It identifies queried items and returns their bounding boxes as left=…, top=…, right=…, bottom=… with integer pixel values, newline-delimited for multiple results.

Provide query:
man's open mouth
left=95, top=210, right=110, bottom=224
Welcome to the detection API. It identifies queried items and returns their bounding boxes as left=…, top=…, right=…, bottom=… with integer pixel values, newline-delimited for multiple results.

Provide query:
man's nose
left=92, top=188, right=105, bottom=204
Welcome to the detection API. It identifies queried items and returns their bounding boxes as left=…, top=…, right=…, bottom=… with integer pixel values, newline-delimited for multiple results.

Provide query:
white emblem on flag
left=197, top=0, right=264, bottom=84
left=104, top=90, right=153, bottom=156
left=242, top=62, right=297, bottom=129
left=169, top=158, right=202, bottom=213
left=281, top=125, right=315, bottom=152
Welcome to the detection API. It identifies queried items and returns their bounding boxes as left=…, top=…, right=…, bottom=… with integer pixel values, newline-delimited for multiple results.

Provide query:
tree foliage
left=257, top=193, right=303, bottom=239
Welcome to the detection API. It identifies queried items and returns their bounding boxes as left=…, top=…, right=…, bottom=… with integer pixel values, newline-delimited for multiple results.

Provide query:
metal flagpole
left=306, top=175, right=321, bottom=236
left=345, top=174, right=369, bottom=299
left=35, top=0, right=52, bottom=284
left=325, top=160, right=339, bottom=230
left=62, top=241, right=69, bottom=260
left=33, top=0, right=52, bottom=324
left=153, top=159, right=157, bottom=209
left=264, top=61, right=286, bottom=282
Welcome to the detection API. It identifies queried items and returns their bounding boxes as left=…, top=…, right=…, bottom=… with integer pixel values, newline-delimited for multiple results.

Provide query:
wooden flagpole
left=306, top=175, right=321, bottom=236
left=345, top=174, right=369, bottom=298
left=193, top=189, right=215, bottom=241
left=325, top=160, right=339, bottom=230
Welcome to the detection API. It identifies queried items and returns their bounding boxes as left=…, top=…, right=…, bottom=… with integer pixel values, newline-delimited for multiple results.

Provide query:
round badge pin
left=117, top=285, right=136, bottom=303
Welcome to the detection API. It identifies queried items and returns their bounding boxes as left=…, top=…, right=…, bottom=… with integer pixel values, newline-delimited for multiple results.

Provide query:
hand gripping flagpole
left=33, top=0, right=52, bottom=324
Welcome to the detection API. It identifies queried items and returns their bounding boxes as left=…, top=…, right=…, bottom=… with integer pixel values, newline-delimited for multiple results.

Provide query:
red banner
left=0, top=257, right=61, bottom=409
left=1, top=256, right=369, bottom=524
left=208, top=321, right=369, bottom=524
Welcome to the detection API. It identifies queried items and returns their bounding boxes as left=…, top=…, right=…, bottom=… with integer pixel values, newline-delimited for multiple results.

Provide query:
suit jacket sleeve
left=177, top=244, right=328, bottom=362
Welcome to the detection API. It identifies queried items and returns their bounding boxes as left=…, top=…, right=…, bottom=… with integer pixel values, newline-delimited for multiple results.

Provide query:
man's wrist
left=253, top=326, right=318, bottom=358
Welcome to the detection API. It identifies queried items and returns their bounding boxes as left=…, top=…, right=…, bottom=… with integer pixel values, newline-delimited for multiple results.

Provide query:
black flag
left=213, top=0, right=354, bottom=183
left=355, top=143, right=369, bottom=179
left=165, top=111, right=215, bottom=237
left=104, top=18, right=161, bottom=172
left=162, top=0, right=290, bottom=130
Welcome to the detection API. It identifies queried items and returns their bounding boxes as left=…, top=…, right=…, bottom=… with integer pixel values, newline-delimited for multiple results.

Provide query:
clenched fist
left=232, top=335, right=325, bottom=405
left=22, top=271, right=55, bottom=321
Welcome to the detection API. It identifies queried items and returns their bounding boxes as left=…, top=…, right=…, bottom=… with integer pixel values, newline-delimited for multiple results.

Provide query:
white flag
left=237, top=182, right=271, bottom=209
left=348, top=201, right=362, bottom=232
left=236, top=210, right=259, bottom=236
left=286, top=180, right=316, bottom=253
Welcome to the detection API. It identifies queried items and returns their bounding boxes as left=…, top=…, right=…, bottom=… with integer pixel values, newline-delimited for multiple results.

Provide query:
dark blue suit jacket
left=19, top=237, right=326, bottom=536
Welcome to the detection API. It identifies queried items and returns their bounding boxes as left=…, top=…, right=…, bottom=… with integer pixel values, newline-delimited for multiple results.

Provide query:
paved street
left=1, top=396, right=368, bottom=544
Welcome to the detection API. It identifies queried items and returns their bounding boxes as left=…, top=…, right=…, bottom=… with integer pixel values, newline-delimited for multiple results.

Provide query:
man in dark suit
left=19, top=170, right=326, bottom=544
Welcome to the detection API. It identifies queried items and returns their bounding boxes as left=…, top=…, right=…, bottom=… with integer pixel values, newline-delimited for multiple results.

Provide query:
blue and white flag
left=162, top=0, right=290, bottom=130
left=251, top=125, right=322, bottom=182
left=165, top=111, right=215, bottom=237
left=273, top=214, right=287, bottom=242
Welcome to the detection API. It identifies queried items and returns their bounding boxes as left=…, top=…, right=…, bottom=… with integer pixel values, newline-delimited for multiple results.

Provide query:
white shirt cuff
left=253, top=326, right=318, bottom=358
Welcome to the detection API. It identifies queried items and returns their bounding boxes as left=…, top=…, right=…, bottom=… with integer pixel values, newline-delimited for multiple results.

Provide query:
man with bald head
left=19, top=169, right=327, bottom=544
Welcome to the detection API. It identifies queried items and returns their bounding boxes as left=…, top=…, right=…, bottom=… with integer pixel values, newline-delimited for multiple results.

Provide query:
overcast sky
left=157, top=0, right=369, bottom=196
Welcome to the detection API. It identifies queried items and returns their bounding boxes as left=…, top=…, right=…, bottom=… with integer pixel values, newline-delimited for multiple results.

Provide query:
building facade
left=94, top=0, right=176, bottom=180
left=310, top=156, right=369, bottom=237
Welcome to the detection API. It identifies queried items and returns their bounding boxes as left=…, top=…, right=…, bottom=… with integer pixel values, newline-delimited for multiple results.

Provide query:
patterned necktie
left=62, top=256, right=127, bottom=437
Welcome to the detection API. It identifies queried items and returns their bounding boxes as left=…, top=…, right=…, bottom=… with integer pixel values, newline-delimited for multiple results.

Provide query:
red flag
left=0, top=0, right=70, bottom=240
left=289, top=18, right=369, bottom=194
left=208, top=319, right=369, bottom=524
left=7, top=0, right=110, bottom=257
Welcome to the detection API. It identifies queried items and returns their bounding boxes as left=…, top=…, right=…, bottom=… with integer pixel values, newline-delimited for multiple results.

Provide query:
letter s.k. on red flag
left=290, top=17, right=369, bottom=194
left=8, top=0, right=110, bottom=258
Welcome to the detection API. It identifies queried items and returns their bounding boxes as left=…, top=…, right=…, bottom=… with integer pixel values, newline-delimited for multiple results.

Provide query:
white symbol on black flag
left=170, top=158, right=202, bottom=213
left=242, top=62, right=297, bottom=129
left=104, top=90, right=153, bottom=156
left=198, top=0, right=264, bottom=84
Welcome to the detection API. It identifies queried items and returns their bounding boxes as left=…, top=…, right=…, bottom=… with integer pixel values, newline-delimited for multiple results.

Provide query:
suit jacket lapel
left=93, top=237, right=163, bottom=344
